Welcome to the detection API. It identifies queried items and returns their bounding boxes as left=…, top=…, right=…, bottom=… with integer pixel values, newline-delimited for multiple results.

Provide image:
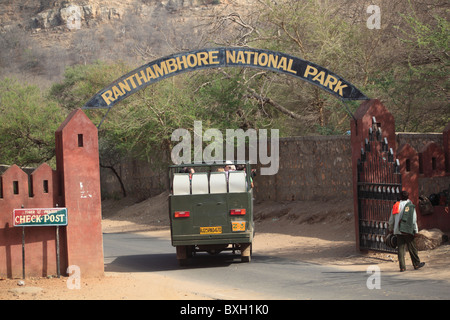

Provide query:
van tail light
left=230, top=209, right=246, bottom=215
left=174, top=211, right=190, bottom=218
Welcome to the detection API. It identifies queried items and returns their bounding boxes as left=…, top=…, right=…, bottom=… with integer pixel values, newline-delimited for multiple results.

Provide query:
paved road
left=103, top=232, right=450, bottom=300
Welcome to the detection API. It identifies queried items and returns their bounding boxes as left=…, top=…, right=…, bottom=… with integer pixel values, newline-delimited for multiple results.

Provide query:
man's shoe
left=414, top=262, right=425, bottom=270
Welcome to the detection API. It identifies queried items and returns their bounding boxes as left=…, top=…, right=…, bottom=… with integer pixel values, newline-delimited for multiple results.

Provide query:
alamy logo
left=366, top=265, right=381, bottom=289
left=367, top=5, right=381, bottom=30
left=171, top=121, right=279, bottom=175
left=66, top=265, right=81, bottom=289
left=66, top=5, right=81, bottom=30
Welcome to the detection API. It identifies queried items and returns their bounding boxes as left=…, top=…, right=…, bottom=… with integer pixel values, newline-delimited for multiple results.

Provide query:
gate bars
left=357, top=117, right=401, bottom=252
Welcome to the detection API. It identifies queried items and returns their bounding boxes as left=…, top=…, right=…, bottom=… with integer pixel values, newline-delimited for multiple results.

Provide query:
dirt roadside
left=1, top=192, right=449, bottom=300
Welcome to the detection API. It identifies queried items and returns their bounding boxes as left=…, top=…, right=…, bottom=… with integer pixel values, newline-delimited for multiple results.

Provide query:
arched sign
left=82, top=47, right=368, bottom=110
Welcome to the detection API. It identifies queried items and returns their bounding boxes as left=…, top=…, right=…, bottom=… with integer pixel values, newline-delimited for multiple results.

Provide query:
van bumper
left=171, top=231, right=253, bottom=246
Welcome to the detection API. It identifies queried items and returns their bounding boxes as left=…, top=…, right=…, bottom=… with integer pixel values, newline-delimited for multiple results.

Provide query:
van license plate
left=232, top=221, right=246, bottom=232
left=200, top=226, right=222, bottom=234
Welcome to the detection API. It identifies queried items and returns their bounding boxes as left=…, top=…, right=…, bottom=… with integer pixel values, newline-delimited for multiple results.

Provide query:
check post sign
left=13, top=208, right=68, bottom=227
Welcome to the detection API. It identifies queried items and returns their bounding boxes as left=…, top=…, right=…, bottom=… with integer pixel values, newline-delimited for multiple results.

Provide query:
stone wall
left=253, top=135, right=352, bottom=202
left=101, top=132, right=445, bottom=203
left=101, top=158, right=169, bottom=201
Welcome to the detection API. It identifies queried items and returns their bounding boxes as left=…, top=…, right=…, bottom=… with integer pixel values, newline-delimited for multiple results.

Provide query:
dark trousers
left=397, top=234, right=421, bottom=270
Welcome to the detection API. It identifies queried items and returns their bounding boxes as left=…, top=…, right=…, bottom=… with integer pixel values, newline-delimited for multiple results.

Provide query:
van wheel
left=240, top=243, right=252, bottom=262
left=176, top=246, right=191, bottom=266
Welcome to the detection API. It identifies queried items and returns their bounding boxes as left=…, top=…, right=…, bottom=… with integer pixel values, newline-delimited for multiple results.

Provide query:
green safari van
left=168, top=161, right=254, bottom=265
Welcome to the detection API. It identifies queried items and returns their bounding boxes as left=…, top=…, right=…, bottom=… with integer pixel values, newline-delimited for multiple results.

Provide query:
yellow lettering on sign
left=165, top=58, right=178, bottom=73
left=312, top=71, right=326, bottom=85
left=303, top=65, right=347, bottom=96
left=146, top=66, right=157, bottom=80
left=333, top=81, right=348, bottom=96
left=268, top=54, right=278, bottom=69
left=286, top=58, right=296, bottom=74
left=112, top=85, right=124, bottom=100
left=187, top=54, right=197, bottom=68
left=197, top=51, right=209, bottom=66
left=118, top=80, right=131, bottom=94
left=176, top=55, right=188, bottom=69
left=323, top=74, right=338, bottom=90
left=101, top=90, right=114, bottom=106
left=224, top=50, right=296, bottom=74
left=258, top=53, right=268, bottom=66
left=209, top=50, right=220, bottom=64
left=126, top=76, right=137, bottom=89
left=236, top=51, right=246, bottom=64
left=134, top=70, right=148, bottom=86
left=153, top=61, right=168, bottom=77
left=226, top=50, right=236, bottom=63
left=244, top=51, right=255, bottom=64
left=277, top=57, right=288, bottom=71
left=304, top=65, right=318, bottom=78
left=99, top=49, right=320, bottom=106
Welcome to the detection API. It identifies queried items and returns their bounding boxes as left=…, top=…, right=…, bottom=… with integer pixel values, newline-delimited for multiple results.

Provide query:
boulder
left=416, top=228, right=444, bottom=251
left=34, top=9, right=60, bottom=29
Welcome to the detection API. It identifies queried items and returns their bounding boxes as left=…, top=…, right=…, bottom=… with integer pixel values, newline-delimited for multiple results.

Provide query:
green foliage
left=399, top=11, right=449, bottom=53
left=49, top=61, right=130, bottom=111
left=0, top=78, right=67, bottom=167
left=191, top=70, right=276, bottom=130
left=370, top=8, right=449, bottom=132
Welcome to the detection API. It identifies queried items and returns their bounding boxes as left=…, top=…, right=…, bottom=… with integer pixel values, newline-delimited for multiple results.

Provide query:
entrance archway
left=82, top=47, right=368, bottom=111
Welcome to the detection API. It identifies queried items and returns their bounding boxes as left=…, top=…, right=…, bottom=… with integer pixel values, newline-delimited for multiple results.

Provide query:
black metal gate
left=357, top=117, right=401, bottom=252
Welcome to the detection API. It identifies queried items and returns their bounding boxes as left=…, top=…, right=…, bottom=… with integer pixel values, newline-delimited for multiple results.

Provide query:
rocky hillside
left=1, top=0, right=222, bottom=31
left=0, top=0, right=250, bottom=85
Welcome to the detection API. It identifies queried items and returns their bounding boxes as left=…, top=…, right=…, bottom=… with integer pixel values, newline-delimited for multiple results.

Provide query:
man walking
left=388, top=191, right=425, bottom=272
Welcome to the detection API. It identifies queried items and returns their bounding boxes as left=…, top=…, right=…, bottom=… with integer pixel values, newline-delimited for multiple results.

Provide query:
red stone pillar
left=55, top=109, right=104, bottom=277
left=351, top=99, right=395, bottom=251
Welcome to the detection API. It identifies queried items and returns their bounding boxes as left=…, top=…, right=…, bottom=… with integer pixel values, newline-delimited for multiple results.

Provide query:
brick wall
left=0, top=109, right=103, bottom=278
left=396, top=123, right=450, bottom=230
left=0, top=164, right=63, bottom=278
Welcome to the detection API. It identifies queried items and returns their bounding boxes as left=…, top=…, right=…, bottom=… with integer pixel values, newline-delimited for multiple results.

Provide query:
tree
left=202, top=0, right=449, bottom=134
left=371, top=6, right=449, bottom=132
left=0, top=78, right=67, bottom=167
left=203, top=0, right=373, bottom=135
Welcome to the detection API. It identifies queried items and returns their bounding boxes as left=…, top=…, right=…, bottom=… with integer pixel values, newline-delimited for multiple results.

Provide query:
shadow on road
left=105, top=252, right=250, bottom=272
left=104, top=252, right=290, bottom=273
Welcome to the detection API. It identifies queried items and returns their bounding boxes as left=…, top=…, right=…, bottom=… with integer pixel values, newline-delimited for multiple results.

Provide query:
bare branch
left=219, top=69, right=303, bottom=120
